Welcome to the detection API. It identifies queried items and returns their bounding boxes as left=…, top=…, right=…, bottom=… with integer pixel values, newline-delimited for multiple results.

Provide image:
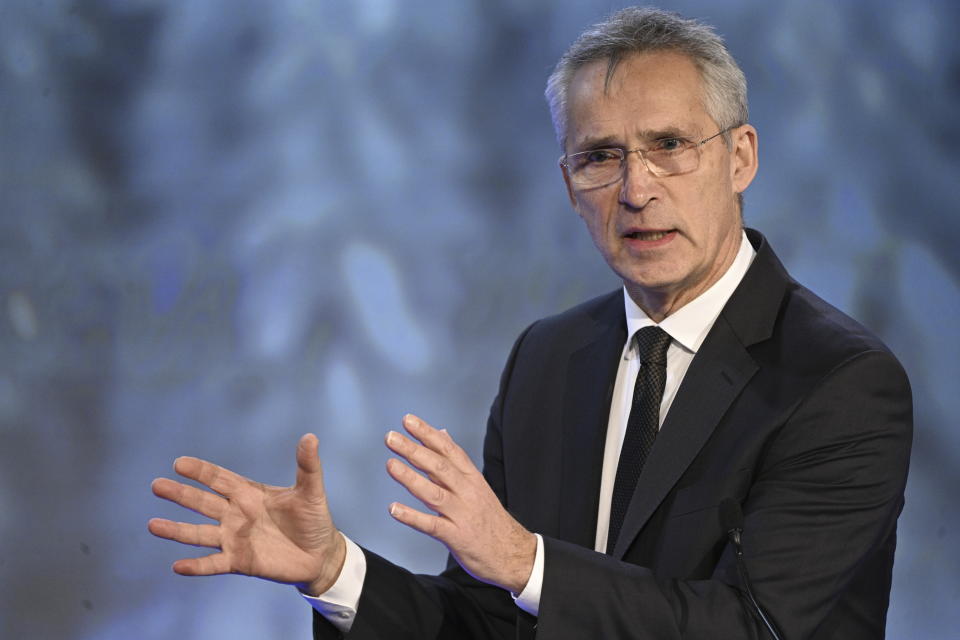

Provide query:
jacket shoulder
left=733, top=230, right=904, bottom=376
left=522, top=289, right=624, bottom=346
left=776, top=280, right=900, bottom=368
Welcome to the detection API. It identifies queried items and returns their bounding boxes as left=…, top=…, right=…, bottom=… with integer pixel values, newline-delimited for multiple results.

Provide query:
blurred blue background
left=1, top=1, right=958, bottom=637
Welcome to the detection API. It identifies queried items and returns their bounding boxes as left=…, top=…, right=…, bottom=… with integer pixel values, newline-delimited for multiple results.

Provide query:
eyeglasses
left=560, top=127, right=737, bottom=189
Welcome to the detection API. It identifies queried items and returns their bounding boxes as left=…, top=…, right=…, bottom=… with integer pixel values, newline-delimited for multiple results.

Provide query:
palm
left=222, top=484, right=333, bottom=584
left=149, top=434, right=345, bottom=593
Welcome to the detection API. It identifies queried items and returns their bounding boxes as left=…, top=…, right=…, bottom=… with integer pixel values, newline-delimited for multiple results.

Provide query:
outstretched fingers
left=386, top=457, right=451, bottom=512
left=401, top=414, right=476, bottom=475
left=171, top=551, right=233, bottom=576
left=148, top=518, right=221, bottom=549
left=148, top=517, right=232, bottom=576
left=385, top=416, right=478, bottom=492
left=385, top=430, right=454, bottom=486
left=384, top=414, right=483, bottom=546
left=151, top=477, right=228, bottom=521
left=173, top=456, right=246, bottom=497
left=388, top=501, right=453, bottom=542
left=381, top=413, right=536, bottom=592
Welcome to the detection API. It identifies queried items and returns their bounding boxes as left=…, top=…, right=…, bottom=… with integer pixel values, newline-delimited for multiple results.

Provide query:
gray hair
left=545, top=7, right=748, bottom=151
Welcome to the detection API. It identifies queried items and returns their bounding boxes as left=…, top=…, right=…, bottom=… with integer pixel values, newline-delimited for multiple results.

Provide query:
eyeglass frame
left=559, top=125, right=740, bottom=189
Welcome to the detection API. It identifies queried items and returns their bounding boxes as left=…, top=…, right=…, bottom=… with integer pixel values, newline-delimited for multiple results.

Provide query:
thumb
left=294, top=433, right=326, bottom=498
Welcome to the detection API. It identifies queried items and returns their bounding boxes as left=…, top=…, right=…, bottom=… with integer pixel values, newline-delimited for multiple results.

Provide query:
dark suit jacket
left=315, top=229, right=913, bottom=639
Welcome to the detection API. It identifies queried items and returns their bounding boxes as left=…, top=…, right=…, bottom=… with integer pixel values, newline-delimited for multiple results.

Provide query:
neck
left=625, top=288, right=686, bottom=323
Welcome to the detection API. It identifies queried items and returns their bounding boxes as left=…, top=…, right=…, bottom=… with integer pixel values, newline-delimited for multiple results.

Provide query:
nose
left=619, top=150, right=657, bottom=209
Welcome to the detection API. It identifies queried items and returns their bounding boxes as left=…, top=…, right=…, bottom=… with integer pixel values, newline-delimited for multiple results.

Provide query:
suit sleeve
left=312, top=323, right=540, bottom=640
left=535, top=349, right=913, bottom=640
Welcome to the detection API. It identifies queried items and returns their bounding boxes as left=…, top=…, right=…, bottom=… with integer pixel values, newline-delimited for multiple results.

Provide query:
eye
left=583, top=149, right=621, bottom=164
left=652, top=137, right=687, bottom=152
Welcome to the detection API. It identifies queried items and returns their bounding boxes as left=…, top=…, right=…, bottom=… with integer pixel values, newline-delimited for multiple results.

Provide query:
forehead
left=565, top=51, right=712, bottom=150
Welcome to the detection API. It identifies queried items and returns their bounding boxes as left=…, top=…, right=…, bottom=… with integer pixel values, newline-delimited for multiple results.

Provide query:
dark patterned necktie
left=606, top=326, right=672, bottom=554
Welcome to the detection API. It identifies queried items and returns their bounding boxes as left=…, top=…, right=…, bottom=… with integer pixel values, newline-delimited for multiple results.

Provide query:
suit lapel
left=611, top=229, right=788, bottom=557
left=557, top=296, right=626, bottom=549
left=610, top=315, right=758, bottom=557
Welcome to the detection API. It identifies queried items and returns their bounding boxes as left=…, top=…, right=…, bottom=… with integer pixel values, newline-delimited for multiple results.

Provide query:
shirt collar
left=622, top=229, right=756, bottom=355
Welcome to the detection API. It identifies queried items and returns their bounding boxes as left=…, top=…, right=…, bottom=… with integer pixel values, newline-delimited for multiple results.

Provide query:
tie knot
left=633, top=326, right=671, bottom=365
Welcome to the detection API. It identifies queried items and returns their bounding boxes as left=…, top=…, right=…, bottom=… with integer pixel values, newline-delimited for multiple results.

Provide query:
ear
left=560, top=161, right=583, bottom=215
left=729, top=124, right=759, bottom=196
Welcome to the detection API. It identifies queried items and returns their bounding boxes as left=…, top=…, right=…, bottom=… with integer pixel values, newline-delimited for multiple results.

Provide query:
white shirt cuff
left=300, top=532, right=366, bottom=634
left=512, top=533, right=543, bottom=617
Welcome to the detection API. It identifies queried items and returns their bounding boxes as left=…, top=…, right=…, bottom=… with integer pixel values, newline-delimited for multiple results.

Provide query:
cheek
left=586, top=215, right=609, bottom=245
left=577, top=196, right=612, bottom=233
left=687, top=173, right=735, bottom=236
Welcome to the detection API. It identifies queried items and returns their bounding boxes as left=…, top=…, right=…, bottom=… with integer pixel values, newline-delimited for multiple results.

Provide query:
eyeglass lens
left=569, top=145, right=700, bottom=186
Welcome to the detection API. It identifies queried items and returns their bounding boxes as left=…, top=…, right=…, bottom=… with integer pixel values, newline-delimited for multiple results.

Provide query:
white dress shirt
left=307, top=231, right=756, bottom=629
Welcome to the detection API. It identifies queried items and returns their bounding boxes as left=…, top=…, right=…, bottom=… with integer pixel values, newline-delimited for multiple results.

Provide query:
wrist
left=300, top=531, right=347, bottom=596
left=504, top=531, right=538, bottom=594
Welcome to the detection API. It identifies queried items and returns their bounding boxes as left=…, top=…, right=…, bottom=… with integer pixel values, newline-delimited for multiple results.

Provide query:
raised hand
left=148, top=433, right=346, bottom=596
left=385, top=414, right=537, bottom=594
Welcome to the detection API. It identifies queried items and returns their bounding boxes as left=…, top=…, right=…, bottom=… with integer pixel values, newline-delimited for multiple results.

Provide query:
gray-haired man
left=152, top=8, right=911, bottom=639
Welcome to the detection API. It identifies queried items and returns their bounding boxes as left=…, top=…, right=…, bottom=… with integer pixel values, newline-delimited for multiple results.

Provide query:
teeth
left=629, top=231, right=668, bottom=241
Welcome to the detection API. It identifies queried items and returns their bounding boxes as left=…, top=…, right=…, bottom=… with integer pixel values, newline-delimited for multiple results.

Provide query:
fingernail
left=389, top=503, right=400, bottom=516
left=386, top=431, right=398, bottom=446
left=404, top=414, right=418, bottom=428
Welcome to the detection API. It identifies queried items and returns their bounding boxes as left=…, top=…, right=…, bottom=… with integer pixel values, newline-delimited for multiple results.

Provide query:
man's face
left=562, top=51, right=758, bottom=317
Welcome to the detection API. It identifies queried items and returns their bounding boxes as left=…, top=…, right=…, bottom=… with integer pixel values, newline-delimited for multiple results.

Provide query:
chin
left=620, top=267, right=684, bottom=292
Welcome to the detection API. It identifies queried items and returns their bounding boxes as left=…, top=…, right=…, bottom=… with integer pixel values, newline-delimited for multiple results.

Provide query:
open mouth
left=624, top=230, right=673, bottom=241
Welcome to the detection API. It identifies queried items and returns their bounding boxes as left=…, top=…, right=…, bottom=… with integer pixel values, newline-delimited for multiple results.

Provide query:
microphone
left=720, top=498, right=783, bottom=640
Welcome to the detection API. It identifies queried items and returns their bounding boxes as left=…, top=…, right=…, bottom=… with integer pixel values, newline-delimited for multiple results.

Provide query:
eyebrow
left=571, top=127, right=697, bottom=153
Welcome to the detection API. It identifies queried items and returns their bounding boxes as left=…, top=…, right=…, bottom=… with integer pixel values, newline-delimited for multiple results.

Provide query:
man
left=150, top=8, right=912, bottom=639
